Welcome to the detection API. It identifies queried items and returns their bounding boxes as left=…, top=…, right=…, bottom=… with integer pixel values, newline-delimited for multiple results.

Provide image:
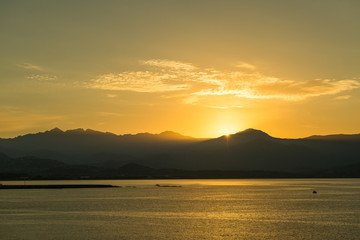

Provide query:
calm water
left=1, top=179, right=360, bottom=240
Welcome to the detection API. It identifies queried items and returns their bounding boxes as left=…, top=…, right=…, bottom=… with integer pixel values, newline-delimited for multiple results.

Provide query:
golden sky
left=1, top=0, right=360, bottom=138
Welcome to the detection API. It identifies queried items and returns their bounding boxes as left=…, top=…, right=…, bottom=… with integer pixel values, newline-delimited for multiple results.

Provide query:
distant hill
left=0, top=128, right=360, bottom=177
left=0, top=152, right=64, bottom=178
left=0, top=128, right=202, bottom=165
left=1, top=151, right=360, bottom=180
left=137, top=128, right=360, bottom=172
left=305, top=134, right=360, bottom=141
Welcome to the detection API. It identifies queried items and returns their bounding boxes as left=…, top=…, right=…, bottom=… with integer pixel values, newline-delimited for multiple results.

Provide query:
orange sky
left=1, top=1, right=360, bottom=138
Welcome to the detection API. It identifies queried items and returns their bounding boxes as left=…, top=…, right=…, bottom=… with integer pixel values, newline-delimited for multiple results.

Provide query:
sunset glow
left=1, top=2, right=360, bottom=239
left=1, top=1, right=360, bottom=138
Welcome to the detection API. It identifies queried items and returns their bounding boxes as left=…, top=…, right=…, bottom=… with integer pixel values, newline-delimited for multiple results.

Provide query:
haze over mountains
left=1, top=128, right=360, bottom=179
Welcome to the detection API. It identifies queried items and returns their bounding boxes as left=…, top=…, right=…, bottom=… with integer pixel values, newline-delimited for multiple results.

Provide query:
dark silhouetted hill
left=0, top=128, right=201, bottom=165
left=0, top=152, right=65, bottom=178
left=0, top=128, right=360, bottom=177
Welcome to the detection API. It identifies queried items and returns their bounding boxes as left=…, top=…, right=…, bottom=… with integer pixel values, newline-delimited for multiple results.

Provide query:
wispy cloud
left=17, top=63, right=44, bottom=71
left=88, top=72, right=190, bottom=92
left=85, top=59, right=360, bottom=103
left=106, top=94, right=118, bottom=98
left=193, top=77, right=360, bottom=101
left=141, top=59, right=197, bottom=71
left=26, top=74, right=57, bottom=81
left=235, top=61, right=256, bottom=70
left=335, top=95, right=351, bottom=100
left=207, top=105, right=244, bottom=109
left=97, top=111, right=125, bottom=117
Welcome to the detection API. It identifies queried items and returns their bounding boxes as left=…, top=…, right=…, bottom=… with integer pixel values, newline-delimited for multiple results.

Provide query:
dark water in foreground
left=1, top=179, right=360, bottom=240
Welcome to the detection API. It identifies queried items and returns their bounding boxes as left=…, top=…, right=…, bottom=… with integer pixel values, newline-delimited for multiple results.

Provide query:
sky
left=1, top=0, right=360, bottom=138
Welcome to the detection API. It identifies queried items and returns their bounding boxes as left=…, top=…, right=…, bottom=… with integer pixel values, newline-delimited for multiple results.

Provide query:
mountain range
left=1, top=128, right=360, bottom=179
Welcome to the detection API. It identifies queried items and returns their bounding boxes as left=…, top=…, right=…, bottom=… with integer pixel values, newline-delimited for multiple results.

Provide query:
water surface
left=1, top=179, right=359, bottom=239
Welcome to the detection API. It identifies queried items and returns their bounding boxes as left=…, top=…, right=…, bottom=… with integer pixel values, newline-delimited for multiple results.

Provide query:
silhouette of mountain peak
left=36, top=128, right=106, bottom=137
left=65, top=128, right=86, bottom=134
left=85, top=129, right=99, bottom=133
left=61, top=128, right=112, bottom=136
left=232, top=128, right=271, bottom=139
left=47, top=127, right=64, bottom=134
left=158, top=131, right=188, bottom=139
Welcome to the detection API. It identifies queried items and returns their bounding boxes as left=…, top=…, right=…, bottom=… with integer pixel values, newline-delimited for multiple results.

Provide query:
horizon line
left=1, top=127, right=360, bottom=140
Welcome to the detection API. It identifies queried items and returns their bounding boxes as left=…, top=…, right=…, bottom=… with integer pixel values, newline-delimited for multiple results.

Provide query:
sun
left=212, top=121, right=240, bottom=137
left=216, top=125, right=237, bottom=137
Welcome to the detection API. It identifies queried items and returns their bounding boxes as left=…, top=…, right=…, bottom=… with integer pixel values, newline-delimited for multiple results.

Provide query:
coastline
left=0, top=184, right=118, bottom=189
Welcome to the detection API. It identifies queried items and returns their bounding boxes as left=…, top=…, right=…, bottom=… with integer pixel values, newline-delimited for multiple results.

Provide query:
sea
left=1, top=179, right=360, bottom=240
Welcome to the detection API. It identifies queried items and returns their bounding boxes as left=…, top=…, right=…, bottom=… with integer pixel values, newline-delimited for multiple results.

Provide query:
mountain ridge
left=3, top=127, right=197, bottom=140
left=2, top=127, right=360, bottom=141
left=0, top=128, right=359, bottom=175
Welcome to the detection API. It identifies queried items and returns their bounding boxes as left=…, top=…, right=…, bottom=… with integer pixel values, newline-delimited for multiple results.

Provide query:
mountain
left=0, top=128, right=360, bottom=176
left=0, top=152, right=65, bottom=177
left=0, top=128, right=201, bottom=165
left=144, top=128, right=360, bottom=172
left=306, top=133, right=360, bottom=141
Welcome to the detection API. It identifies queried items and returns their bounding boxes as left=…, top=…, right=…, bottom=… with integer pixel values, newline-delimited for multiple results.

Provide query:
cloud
left=27, top=74, right=57, bottom=81
left=335, top=95, right=351, bottom=100
left=206, top=105, right=244, bottom=109
left=88, top=72, right=190, bottom=92
left=182, top=96, right=244, bottom=109
left=97, top=112, right=125, bottom=117
left=85, top=59, right=360, bottom=103
left=106, top=94, right=118, bottom=98
left=141, top=59, right=197, bottom=71
left=17, top=63, right=44, bottom=71
left=235, top=62, right=256, bottom=70
left=194, top=77, right=360, bottom=101
left=182, top=96, right=199, bottom=105
left=87, top=59, right=222, bottom=93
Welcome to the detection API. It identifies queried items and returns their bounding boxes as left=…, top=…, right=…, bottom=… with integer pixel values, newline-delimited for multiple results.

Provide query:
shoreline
left=0, top=184, right=118, bottom=189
